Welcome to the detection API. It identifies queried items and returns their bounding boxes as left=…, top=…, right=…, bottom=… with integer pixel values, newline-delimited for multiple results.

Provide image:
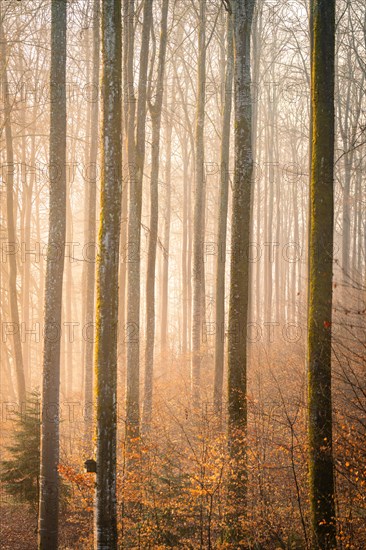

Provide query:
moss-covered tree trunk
left=38, top=1, right=67, bottom=547
left=94, top=1, right=122, bottom=548
left=227, top=0, right=255, bottom=544
left=308, top=1, right=336, bottom=548
left=83, top=0, right=99, bottom=451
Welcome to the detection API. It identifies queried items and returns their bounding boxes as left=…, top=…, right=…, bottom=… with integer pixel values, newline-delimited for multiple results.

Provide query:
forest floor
left=0, top=502, right=92, bottom=549
left=0, top=502, right=37, bottom=549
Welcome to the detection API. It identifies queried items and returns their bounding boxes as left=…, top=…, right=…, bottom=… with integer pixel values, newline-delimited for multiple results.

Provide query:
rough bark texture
left=227, top=0, right=255, bottom=544
left=213, top=14, right=233, bottom=417
left=191, top=0, right=206, bottom=406
left=308, top=1, right=336, bottom=548
left=94, top=1, right=122, bottom=548
left=84, top=0, right=100, bottom=450
left=38, top=1, right=67, bottom=547
left=123, top=0, right=137, bottom=442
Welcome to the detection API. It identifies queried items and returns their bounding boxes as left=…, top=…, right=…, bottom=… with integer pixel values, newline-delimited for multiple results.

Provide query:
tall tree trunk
left=292, top=146, right=300, bottom=323
left=123, top=0, right=135, bottom=429
left=38, top=1, right=67, bottom=547
left=181, top=138, right=189, bottom=355
left=21, top=105, right=37, bottom=387
left=142, top=0, right=169, bottom=431
left=213, top=14, right=233, bottom=417
left=161, top=75, right=174, bottom=357
left=0, top=13, right=26, bottom=405
left=35, top=176, right=45, bottom=335
left=118, top=0, right=129, bottom=375
left=126, top=0, right=152, bottom=446
left=192, top=0, right=206, bottom=406
left=265, top=80, right=275, bottom=325
left=95, top=1, right=122, bottom=548
left=81, top=20, right=91, bottom=395
left=308, top=1, right=336, bottom=548
left=0, top=181, right=17, bottom=402
left=338, top=46, right=354, bottom=287
left=227, top=0, right=255, bottom=543
left=83, top=0, right=100, bottom=450
left=65, top=191, right=73, bottom=397
left=353, top=164, right=362, bottom=284
left=175, top=65, right=195, bottom=356
left=118, top=168, right=128, bottom=370
left=251, top=3, right=262, bottom=327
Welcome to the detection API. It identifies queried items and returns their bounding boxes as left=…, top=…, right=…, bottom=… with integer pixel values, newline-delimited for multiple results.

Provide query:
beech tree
left=0, top=9, right=26, bottom=405
left=308, top=1, right=336, bottom=548
left=213, top=13, right=233, bottom=418
left=191, top=0, right=207, bottom=406
left=160, top=74, right=175, bottom=356
left=94, top=1, right=122, bottom=548
left=125, top=0, right=153, bottom=447
left=1, top=1, right=365, bottom=548
left=142, top=0, right=169, bottom=430
left=83, top=0, right=100, bottom=450
left=227, top=0, right=256, bottom=543
left=38, top=1, right=67, bottom=547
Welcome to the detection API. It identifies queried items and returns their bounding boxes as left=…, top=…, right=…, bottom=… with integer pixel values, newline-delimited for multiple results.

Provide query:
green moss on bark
left=308, top=1, right=336, bottom=548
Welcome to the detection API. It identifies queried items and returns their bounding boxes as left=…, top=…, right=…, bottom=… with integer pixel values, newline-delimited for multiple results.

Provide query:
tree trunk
left=81, top=21, right=91, bottom=395
left=142, top=0, right=169, bottom=431
left=21, top=106, right=36, bottom=387
left=0, top=12, right=26, bottom=405
left=38, top=1, right=67, bottom=547
left=265, top=83, right=275, bottom=324
left=192, top=0, right=206, bottom=406
left=213, top=14, right=233, bottom=417
left=83, top=0, right=100, bottom=450
left=227, top=0, right=255, bottom=543
left=161, top=75, right=174, bottom=357
left=65, top=191, right=73, bottom=398
left=308, top=1, right=336, bottom=548
left=94, top=2, right=122, bottom=548
left=126, top=0, right=152, bottom=446
left=181, top=138, right=189, bottom=355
